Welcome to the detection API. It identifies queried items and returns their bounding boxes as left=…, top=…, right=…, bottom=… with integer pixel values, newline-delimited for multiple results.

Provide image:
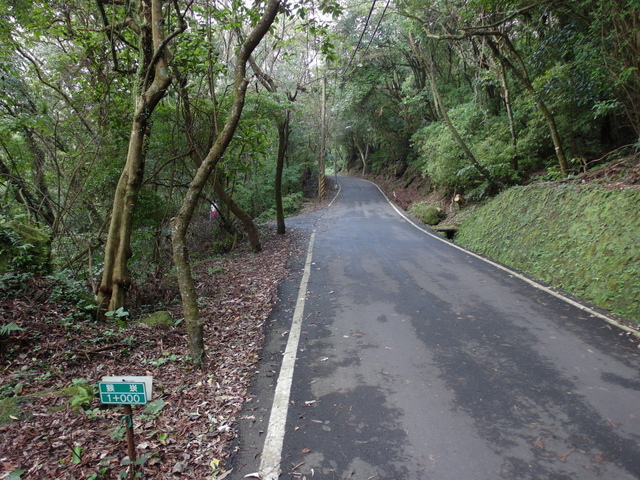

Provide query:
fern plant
left=0, top=322, right=24, bottom=337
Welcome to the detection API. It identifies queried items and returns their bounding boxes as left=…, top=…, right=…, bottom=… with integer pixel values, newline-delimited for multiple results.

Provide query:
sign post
left=99, top=376, right=152, bottom=480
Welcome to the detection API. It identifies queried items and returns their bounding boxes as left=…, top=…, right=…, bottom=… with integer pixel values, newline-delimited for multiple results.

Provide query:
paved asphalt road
left=231, top=176, right=640, bottom=479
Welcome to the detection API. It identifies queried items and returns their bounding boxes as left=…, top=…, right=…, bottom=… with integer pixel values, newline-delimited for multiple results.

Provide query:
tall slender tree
left=171, top=0, right=281, bottom=364
left=97, top=0, right=187, bottom=315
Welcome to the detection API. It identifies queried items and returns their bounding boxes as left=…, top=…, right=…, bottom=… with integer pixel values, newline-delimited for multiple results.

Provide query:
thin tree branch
left=16, top=47, right=95, bottom=135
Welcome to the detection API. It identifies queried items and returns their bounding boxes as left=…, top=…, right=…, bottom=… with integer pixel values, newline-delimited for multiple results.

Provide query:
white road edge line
left=259, top=231, right=316, bottom=480
left=367, top=179, right=640, bottom=339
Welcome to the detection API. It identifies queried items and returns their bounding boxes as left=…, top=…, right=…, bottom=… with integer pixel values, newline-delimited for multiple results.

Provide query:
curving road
left=232, top=176, right=640, bottom=479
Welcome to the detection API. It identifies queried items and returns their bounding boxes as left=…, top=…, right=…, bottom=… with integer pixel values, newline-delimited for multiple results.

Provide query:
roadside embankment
left=455, top=184, right=640, bottom=323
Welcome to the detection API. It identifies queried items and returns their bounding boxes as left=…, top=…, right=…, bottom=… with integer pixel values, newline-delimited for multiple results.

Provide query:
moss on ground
left=134, top=310, right=175, bottom=327
left=408, top=202, right=446, bottom=225
left=456, top=185, right=640, bottom=322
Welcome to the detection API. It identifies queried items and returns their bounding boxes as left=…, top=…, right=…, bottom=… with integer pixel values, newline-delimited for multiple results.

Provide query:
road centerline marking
left=259, top=231, right=316, bottom=480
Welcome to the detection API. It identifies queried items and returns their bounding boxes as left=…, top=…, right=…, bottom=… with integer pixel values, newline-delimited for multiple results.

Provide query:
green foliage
left=0, top=395, right=23, bottom=424
left=105, top=307, right=130, bottom=321
left=257, top=192, right=304, bottom=221
left=456, top=184, right=640, bottom=321
left=109, top=424, right=126, bottom=442
left=0, top=220, right=51, bottom=273
left=143, top=399, right=166, bottom=416
left=4, top=469, right=26, bottom=480
left=62, top=381, right=95, bottom=412
left=46, top=270, right=96, bottom=314
left=144, top=353, right=181, bottom=367
left=133, top=189, right=167, bottom=229
left=0, top=322, right=24, bottom=337
left=411, top=103, right=519, bottom=194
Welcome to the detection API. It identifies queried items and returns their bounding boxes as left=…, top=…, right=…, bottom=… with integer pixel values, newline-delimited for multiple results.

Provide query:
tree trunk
left=97, top=121, right=152, bottom=313
left=275, top=111, right=290, bottom=235
left=410, top=34, right=502, bottom=191
left=213, top=175, right=262, bottom=252
left=173, top=65, right=262, bottom=252
left=354, top=140, right=369, bottom=176
left=97, top=0, right=185, bottom=315
left=496, top=59, right=518, bottom=171
left=247, top=56, right=295, bottom=236
left=171, top=0, right=281, bottom=364
left=486, top=36, right=568, bottom=176
left=428, top=66, right=502, bottom=191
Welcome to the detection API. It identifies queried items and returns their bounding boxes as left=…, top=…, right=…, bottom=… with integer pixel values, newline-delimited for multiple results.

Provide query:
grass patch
left=0, top=396, right=28, bottom=424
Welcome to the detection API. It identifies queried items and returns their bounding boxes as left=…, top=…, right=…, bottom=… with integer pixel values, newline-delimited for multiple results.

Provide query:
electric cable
left=359, top=0, right=391, bottom=61
left=342, top=0, right=378, bottom=75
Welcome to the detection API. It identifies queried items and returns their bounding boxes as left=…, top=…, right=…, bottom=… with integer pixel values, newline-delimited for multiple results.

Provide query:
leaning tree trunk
left=411, top=33, right=503, bottom=191
left=213, top=175, right=262, bottom=252
left=171, top=0, right=281, bottom=364
left=486, top=36, right=569, bottom=176
left=173, top=65, right=262, bottom=252
left=427, top=66, right=502, bottom=191
left=97, top=0, right=185, bottom=315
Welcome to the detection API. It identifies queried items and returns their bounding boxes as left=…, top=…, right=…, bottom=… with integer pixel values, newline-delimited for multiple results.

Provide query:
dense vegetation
left=2, top=0, right=640, bottom=356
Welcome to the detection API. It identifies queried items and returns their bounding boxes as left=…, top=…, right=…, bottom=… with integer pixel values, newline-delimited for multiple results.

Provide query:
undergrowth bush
left=408, top=202, right=446, bottom=225
left=411, top=103, right=519, bottom=194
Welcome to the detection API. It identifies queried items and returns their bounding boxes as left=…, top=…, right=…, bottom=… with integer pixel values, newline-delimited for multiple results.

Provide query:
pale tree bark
left=496, top=57, right=518, bottom=170
left=498, top=64, right=517, bottom=145
left=97, top=0, right=186, bottom=315
left=171, top=0, right=281, bottom=364
left=355, top=140, right=369, bottom=176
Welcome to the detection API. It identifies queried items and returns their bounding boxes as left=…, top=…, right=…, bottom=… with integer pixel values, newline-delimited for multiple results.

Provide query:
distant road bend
left=233, top=176, right=640, bottom=480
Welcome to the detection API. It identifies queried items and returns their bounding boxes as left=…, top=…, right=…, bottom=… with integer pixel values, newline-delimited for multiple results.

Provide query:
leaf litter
left=0, top=226, right=299, bottom=479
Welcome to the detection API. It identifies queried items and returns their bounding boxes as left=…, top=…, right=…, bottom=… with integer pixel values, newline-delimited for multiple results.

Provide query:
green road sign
left=99, top=381, right=148, bottom=405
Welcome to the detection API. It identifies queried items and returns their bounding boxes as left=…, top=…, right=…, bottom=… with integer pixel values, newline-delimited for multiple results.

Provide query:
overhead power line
left=360, top=0, right=391, bottom=61
left=343, top=0, right=378, bottom=75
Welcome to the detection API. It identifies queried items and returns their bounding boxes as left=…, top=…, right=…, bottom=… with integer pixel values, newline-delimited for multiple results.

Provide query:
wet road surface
left=232, top=176, right=640, bottom=479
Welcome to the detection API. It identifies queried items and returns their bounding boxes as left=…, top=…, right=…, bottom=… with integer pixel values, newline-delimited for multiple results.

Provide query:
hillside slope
left=455, top=184, right=640, bottom=323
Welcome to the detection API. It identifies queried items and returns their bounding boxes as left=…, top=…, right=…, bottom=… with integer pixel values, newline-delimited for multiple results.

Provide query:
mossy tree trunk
left=97, top=0, right=186, bottom=315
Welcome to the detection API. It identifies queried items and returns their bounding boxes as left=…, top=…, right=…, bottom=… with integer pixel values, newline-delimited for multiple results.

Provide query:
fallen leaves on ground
left=0, top=226, right=297, bottom=479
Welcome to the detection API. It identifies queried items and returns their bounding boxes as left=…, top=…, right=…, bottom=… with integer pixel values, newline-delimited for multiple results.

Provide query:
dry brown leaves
left=0, top=227, right=294, bottom=480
